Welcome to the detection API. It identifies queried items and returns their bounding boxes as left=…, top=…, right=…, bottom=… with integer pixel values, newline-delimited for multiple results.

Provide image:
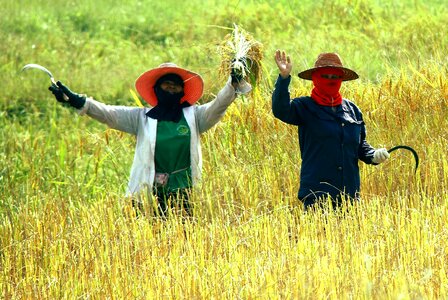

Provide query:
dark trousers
left=301, top=193, right=358, bottom=211
left=132, top=188, right=192, bottom=217
left=155, top=188, right=192, bottom=217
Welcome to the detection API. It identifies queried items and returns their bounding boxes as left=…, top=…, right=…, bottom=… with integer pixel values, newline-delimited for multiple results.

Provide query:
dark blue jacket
left=272, top=75, right=376, bottom=201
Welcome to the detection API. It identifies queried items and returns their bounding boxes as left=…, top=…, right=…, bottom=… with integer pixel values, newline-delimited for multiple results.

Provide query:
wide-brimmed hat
left=297, top=53, right=359, bottom=81
left=135, top=62, right=204, bottom=107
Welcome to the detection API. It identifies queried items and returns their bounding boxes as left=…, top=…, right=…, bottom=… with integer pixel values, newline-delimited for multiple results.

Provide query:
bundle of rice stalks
left=217, top=24, right=263, bottom=85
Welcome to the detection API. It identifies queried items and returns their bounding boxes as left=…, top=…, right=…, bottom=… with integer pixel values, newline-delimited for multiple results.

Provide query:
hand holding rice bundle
left=217, top=24, right=263, bottom=86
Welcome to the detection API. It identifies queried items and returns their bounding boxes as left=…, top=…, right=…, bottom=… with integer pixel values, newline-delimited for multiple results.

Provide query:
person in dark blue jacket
left=272, top=50, right=390, bottom=209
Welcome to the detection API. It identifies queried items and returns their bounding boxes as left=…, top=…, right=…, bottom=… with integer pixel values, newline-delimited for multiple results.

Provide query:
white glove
left=372, top=148, right=390, bottom=164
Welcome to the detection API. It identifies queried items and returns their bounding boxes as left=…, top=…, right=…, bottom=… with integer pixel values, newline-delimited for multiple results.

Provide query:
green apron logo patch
left=177, top=125, right=190, bottom=136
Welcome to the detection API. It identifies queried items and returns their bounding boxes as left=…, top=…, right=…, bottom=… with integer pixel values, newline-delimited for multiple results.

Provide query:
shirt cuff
left=275, top=74, right=291, bottom=88
left=236, top=80, right=252, bottom=94
left=77, top=97, right=91, bottom=115
left=227, top=76, right=252, bottom=95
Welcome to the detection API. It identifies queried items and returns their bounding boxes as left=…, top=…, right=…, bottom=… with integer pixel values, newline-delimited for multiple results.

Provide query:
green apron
left=154, top=114, right=191, bottom=192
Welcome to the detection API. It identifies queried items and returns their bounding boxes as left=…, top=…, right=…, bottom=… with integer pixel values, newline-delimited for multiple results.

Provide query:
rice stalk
left=217, top=24, right=263, bottom=84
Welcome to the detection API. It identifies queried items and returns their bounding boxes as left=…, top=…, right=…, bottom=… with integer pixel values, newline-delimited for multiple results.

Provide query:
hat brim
left=135, top=66, right=204, bottom=107
left=298, top=66, right=359, bottom=81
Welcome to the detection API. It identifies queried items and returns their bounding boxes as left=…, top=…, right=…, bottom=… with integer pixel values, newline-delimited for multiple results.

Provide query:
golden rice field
left=1, top=0, right=448, bottom=298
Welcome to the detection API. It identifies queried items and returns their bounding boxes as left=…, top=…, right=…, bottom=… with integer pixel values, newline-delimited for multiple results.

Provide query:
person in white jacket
left=49, top=62, right=251, bottom=217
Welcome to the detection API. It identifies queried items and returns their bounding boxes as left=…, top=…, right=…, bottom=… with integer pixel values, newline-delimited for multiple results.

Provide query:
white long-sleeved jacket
left=78, top=77, right=250, bottom=197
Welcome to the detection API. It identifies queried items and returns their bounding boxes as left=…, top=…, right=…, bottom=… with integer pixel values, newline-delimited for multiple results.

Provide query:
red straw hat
left=298, top=53, right=359, bottom=81
left=135, top=62, right=204, bottom=107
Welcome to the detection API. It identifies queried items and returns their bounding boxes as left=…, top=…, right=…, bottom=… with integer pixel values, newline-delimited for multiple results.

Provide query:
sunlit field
left=1, top=0, right=448, bottom=298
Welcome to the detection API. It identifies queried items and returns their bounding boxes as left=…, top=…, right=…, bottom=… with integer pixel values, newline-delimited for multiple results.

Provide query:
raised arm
left=79, top=98, right=143, bottom=135
left=195, top=77, right=244, bottom=133
left=271, top=50, right=301, bottom=125
left=49, top=81, right=143, bottom=135
left=195, top=60, right=252, bottom=134
left=274, top=50, right=292, bottom=79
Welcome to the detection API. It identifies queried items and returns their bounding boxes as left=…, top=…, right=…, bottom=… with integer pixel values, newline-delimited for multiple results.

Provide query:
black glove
left=49, top=81, right=86, bottom=109
left=230, top=58, right=248, bottom=84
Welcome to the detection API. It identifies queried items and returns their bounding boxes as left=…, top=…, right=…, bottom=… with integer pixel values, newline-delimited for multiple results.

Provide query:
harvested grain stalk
left=217, top=24, right=263, bottom=85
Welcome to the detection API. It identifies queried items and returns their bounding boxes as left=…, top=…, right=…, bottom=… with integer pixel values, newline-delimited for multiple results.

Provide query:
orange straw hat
left=135, top=62, right=204, bottom=107
left=298, top=53, right=359, bottom=81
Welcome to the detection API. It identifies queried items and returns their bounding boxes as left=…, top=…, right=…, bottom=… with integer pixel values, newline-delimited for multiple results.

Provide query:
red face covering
left=311, top=67, right=344, bottom=106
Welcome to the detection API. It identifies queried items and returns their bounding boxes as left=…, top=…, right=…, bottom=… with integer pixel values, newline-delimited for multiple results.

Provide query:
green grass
left=1, top=0, right=448, bottom=298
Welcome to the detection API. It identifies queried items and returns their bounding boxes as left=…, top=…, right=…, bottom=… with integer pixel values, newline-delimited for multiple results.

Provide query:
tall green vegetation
left=1, top=0, right=447, bottom=298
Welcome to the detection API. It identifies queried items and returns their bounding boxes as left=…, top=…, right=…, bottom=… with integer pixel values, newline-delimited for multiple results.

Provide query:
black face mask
left=154, top=86, right=184, bottom=108
left=146, top=75, right=190, bottom=122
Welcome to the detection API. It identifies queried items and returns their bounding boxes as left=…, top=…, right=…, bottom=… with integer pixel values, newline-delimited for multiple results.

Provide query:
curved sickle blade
left=388, top=145, right=419, bottom=173
left=21, top=64, right=56, bottom=85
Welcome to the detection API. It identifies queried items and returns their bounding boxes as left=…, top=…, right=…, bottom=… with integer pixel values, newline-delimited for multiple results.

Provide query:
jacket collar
left=303, top=97, right=362, bottom=124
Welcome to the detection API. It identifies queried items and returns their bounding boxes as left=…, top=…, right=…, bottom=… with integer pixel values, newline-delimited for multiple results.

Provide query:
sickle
left=21, top=64, right=57, bottom=85
left=388, top=145, right=419, bottom=173
left=21, top=63, right=69, bottom=101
